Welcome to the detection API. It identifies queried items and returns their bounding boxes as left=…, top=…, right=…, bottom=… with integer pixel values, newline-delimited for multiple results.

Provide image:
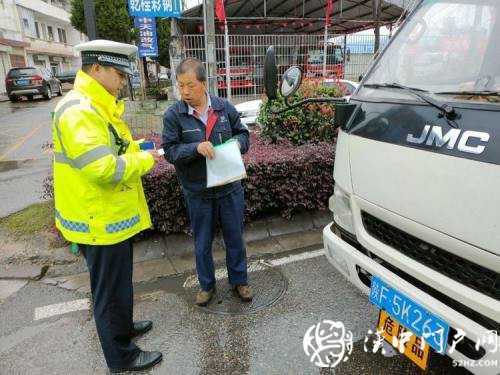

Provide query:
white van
left=264, top=0, right=499, bottom=372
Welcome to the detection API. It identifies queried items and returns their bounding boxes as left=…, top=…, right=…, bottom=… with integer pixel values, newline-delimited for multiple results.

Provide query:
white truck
left=263, top=0, right=499, bottom=372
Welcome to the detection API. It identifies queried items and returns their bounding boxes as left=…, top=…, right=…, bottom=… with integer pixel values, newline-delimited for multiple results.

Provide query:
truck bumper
left=323, top=222, right=500, bottom=374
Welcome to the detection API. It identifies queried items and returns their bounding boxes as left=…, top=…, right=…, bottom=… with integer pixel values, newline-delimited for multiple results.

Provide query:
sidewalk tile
left=164, top=233, right=194, bottom=257
left=0, top=264, right=45, bottom=280
left=132, top=257, right=176, bottom=283
left=57, top=273, right=90, bottom=293
left=246, top=237, right=284, bottom=257
left=133, top=234, right=166, bottom=263
left=268, top=212, right=314, bottom=237
left=312, top=210, right=332, bottom=228
left=275, top=229, right=323, bottom=252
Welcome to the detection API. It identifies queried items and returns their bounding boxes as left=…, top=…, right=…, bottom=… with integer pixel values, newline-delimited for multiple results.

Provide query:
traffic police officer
left=162, top=58, right=252, bottom=306
left=52, top=40, right=162, bottom=373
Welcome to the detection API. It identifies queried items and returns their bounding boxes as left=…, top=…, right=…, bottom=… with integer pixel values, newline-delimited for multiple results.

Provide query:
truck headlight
left=329, top=184, right=355, bottom=235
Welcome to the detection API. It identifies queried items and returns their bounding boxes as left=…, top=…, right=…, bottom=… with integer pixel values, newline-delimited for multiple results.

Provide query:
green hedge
left=258, top=78, right=344, bottom=145
left=44, top=133, right=335, bottom=234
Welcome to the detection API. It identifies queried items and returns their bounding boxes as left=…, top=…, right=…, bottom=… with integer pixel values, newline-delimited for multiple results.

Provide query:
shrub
left=143, top=80, right=171, bottom=100
left=257, top=79, right=344, bottom=145
left=144, top=133, right=335, bottom=233
left=42, top=133, right=335, bottom=234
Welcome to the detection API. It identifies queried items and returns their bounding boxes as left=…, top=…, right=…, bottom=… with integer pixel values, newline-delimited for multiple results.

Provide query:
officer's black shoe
left=109, top=350, right=163, bottom=373
left=130, top=320, right=153, bottom=338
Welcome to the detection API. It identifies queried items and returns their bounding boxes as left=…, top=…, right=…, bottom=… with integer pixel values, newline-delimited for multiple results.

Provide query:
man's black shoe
left=109, top=350, right=162, bottom=373
left=130, top=320, right=153, bottom=338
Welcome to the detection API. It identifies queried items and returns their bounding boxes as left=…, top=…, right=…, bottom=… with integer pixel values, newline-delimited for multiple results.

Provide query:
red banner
left=215, top=0, right=226, bottom=22
left=325, top=0, right=333, bottom=26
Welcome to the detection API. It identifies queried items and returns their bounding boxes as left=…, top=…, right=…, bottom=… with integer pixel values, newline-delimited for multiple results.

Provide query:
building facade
left=0, top=0, right=29, bottom=93
left=16, top=0, right=87, bottom=75
left=0, top=0, right=87, bottom=94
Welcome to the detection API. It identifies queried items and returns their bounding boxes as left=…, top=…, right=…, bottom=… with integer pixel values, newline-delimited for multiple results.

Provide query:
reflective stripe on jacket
left=52, top=70, right=154, bottom=245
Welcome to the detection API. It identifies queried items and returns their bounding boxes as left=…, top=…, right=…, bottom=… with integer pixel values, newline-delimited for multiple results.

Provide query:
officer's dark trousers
left=184, top=185, right=248, bottom=291
left=80, top=239, right=139, bottom=369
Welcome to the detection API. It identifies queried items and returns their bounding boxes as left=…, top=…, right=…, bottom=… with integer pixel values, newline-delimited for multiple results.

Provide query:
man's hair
left=176, top=58, right=207, bottom=82
left=81, top=64, right=93, bottom=74
left=81, top=64, right=111, bottom=74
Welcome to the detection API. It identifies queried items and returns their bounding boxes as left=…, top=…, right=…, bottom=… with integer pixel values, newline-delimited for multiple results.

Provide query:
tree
left=156, top=19, right=171, bottom=68
left=70, top=0, right=171, bottom=67
left=70, top=0, right=134, bottom=43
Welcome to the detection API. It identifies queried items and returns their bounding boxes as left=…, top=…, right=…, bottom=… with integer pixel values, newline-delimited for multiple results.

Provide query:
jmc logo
left=407, top=125, right=490, bottom=155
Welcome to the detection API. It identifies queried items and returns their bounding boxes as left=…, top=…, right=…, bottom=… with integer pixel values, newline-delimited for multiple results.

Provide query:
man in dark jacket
left=162, top=58, right=252, bottom=306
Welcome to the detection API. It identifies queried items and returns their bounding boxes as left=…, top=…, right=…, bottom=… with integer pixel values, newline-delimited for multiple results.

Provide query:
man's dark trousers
left=184, top=184, right=248, bottom=291
left=80, top=240, right=140, bottom=368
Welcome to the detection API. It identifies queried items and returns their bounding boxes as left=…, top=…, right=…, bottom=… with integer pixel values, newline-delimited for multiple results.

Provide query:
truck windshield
left=307, top=47, right=343, bottom=65
left=362, top=0, right=500, bottom=106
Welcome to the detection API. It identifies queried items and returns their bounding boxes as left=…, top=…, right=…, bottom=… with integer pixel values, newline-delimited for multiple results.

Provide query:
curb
left=45, top=229, right=326, bottom=294
left=162, top=210, right=331, bottom=258
left=34, top=210, right=331, bottom=293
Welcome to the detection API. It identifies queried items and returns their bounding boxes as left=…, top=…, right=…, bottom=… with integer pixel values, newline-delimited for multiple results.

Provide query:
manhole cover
left=184, top=260, right=287, bottom=315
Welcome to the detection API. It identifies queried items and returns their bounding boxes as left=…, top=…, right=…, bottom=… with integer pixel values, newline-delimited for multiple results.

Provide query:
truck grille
left=361, top=212, right=500, bottom=301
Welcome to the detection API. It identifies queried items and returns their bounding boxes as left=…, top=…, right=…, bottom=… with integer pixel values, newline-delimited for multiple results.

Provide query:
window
left=40, top=23, right=47, bottom=40
left=35, top=22, right=40, bottom=39
left=7, top=68, right=38, bottom=78
left=363, top=0, right=500, bottom=104
left=57, top=28, right=67, bottom=43
left=22, top=18, right=29, bottom=31
left=47, top=26, right=54, bottom=41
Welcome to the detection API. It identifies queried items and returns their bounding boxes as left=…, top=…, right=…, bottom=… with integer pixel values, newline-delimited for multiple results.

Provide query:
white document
left=206, top=140, right=247, bottom=188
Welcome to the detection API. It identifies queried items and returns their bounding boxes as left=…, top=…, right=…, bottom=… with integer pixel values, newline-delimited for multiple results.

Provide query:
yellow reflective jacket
left=52, top=70, right=154, bottom=245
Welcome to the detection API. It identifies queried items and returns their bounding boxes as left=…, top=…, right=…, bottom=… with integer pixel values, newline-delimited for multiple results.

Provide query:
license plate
left=377, top=309, right=431, bottom=370
left=370, top=276, right=450, bottom=353
left=16, top=79, right=29, bottom=85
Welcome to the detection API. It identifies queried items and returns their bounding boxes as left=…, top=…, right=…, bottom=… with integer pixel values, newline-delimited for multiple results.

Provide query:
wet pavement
left=0, top=96, right=62, bottom=217
left=0, top=250, right=467, bottom=374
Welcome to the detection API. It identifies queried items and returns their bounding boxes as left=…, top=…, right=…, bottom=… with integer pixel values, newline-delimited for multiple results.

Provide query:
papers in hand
left=206, top=140, right=247, bottom=188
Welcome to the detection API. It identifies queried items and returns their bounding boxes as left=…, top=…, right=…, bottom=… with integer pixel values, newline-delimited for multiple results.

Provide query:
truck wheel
left=8, top=95, right=19, bottom=103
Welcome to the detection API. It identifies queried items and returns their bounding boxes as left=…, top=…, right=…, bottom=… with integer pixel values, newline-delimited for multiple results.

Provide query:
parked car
left=5, top=67, right=62, bottom=102
left=235, top=79, right=359, bottom=127
left=235, top=99, right=263, bottom=128
left=55, top=69, right=77, bottom=84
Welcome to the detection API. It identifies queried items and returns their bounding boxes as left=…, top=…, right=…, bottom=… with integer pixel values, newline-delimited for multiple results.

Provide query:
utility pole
left=373, top=0, right=381, bottom=55
left=170, top=18, right=183, bottom=100
left=83, top=0, right=97, bottom=40
left=203, top=0, right=218, bottom=95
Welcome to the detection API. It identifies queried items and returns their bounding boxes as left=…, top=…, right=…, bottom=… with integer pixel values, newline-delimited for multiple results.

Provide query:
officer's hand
left=147, top=149, right=163, bottom=163
left=197, top=141, right=215, bottom=160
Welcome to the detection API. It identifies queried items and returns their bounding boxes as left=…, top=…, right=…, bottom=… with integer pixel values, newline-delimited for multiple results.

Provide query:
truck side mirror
left=346, top=49, right=351, bottom=62
left=264, top=46, right=278, bottom=100
left=334, top=103, right=358, bottom=130
left=280, top=66, right=302, bottom=98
